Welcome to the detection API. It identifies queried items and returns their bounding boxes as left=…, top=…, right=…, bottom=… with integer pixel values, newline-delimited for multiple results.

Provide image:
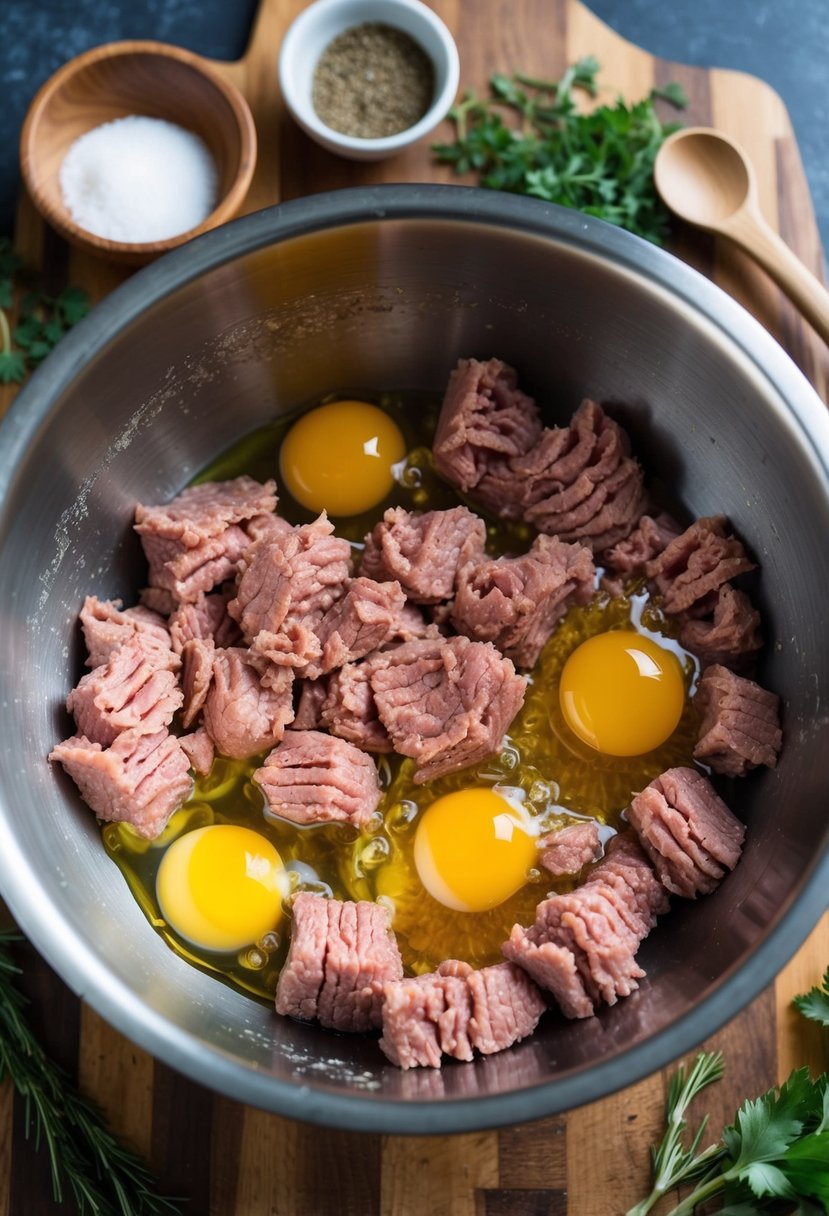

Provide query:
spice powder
left=312, top=23, right=435, bottom=139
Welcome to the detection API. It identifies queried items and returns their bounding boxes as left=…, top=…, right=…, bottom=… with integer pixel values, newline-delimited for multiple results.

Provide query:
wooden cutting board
left=2, top=2, right=827, bottom=1213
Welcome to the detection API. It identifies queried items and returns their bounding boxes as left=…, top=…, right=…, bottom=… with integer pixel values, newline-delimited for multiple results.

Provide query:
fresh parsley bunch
left=630, top=967, right=829, bottom=1215
left=0, top=237, right=89, bottom=384
left=432, top=57, right=687, bottom=245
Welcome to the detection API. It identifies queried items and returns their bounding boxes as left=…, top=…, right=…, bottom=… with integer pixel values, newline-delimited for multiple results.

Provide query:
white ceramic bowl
left=278, top=0, right=460, bottom=160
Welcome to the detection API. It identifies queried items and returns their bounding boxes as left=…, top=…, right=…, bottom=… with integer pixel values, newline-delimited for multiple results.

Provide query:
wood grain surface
left=1, top=1, right=827, bottom=1213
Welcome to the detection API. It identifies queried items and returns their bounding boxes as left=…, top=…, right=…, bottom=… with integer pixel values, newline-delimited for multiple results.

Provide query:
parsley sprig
left=0, top=237, right=89, bottom=384
left=629, top=971, right=829, bottom=1216
left=794, top=966, right=829, bottom=1028
left=432, top=57, right=687, bottom=245
left=0, top=930, right=183, bottom=1215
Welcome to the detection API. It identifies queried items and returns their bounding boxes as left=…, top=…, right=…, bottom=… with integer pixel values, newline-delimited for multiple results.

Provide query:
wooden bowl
left=20, top=40, right=257, bottom=266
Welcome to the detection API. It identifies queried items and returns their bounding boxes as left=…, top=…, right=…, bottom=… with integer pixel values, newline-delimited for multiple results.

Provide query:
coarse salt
left=59, top=115, right=218, bottom=244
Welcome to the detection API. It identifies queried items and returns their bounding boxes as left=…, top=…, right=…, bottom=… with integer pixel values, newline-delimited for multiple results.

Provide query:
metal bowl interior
left=0, top=187, right=827, bottom=1133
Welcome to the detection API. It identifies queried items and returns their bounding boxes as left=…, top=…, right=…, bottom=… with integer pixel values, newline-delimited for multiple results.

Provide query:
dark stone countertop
left=2, top=0, right=828, bottom=251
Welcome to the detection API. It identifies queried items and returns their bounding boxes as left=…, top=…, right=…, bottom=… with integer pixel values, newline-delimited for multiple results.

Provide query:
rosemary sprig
left=627, top=1050, right=726, bottom=1216
left=0, top=930, right=183, bottom=1215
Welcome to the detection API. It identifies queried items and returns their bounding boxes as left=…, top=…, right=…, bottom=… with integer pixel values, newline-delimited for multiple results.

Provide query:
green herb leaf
left=723, top=1070, right=811, bottom=1182
left=739, top=1159, right=795, bottom=1199
left=0, top=245, right=90, bottom=386
left=57, top=285, right=91, bottom=326
left=651, top=81, right=690, bottom=108
left=794, top=967, right=829, bottom=1028
left=0, top=350, right=27, bottom=384
left=13, top=314, right=43, bottom=349
left=433, top=59, right=686, bottom=244
left=784, top=1132, right=829, bottom=1206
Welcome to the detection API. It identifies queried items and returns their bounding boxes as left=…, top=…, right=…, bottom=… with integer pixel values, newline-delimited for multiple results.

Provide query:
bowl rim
left=277, top=0, right=460, bottom=157
left=19, top=38, right=258, bottom=262
left=1, top=185, right=828, bottom=1132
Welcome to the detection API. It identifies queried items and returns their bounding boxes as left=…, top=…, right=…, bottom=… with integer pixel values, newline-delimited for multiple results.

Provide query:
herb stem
left=0, top=306, right=10, bottom=356
left=512, top=71, right=564, bottom=93
left=663, top=1172, right=727, bottom=1216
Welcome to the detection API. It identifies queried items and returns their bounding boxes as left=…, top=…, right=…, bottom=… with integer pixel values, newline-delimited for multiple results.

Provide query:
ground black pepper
left=312, top=22, right=435, bottom=139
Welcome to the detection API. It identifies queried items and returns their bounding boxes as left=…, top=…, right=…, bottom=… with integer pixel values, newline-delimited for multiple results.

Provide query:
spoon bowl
left=654, top=125, right=829, bottom=344
left=654, top=127, right=753, bottom=228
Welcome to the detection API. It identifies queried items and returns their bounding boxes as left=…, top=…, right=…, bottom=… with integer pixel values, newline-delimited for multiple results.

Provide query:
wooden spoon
left=654, top=126, right=829, bottom=345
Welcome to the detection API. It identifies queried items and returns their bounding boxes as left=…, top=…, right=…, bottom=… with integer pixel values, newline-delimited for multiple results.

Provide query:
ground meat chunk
left=66, top=635, right=183, bottom=747
left=466, top=962, right=547, bottom=1057
left=645, top=516, right=755, bottom=615
left=539, top=822, right=601, bottom=877
left=304, top=578, right=406, bottom=679
left=516, top=887, right=645, bottom=1010
left=368, top=637, right=527, bottom=783
left=135, top=476, right=278, bottom=546
left=250, top=622, right=323, bottom=671
left=432, top=358, right=542, bottom=510
left=450, top=534, right=595, bottom=667
left=79, top=596, right=175, bottom=670
left=380, top=966, right=474, bottom=1069
left=361, top=506, right=486, bottom=604
left=135, top=477, right=276, bottom=605
left=179, top=727, right=215, bottom=775
left=275, top=893, right=402, bottom=1033
left=627, top=767, right=745, bottom=898
left=379, top=958, right=545, bottom=1069
left=169, top=587, right=242, bottom=654
left=320, top=660, right=393, bottom=753
left=141, top=524, right=251, bottom=605
left=516, top=400, right=646, bottom=552
left=49, top=728, right=193, bottom=839
left=502, top=930, right=595, bottom=1019
left=504, top=833, right=665, bottom=1018
left=693, top=665, right=782, bottom=776
left=586, top=834, right=670, bottom=934
left=244, top=513, right=296, bottom=547
left=604, top=512, right=683, bottom=578
left=274, top=891, right=329, bottom=1022
left=679, top=584, right=763, bottom=670
left=180, top=637, right=215, bottom=728
left=253, top=730, right=381, bottom=827
left=201, top=647, right=294, bottom=759
left=229, top=512, right=352, bottom=646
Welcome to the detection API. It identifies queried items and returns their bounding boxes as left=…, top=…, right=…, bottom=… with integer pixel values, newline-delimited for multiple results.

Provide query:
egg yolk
left=559, top=629, right=685, bottom=757
left=279, top=399, right=407, bottom=516
left=156, top=825, right=286, bottom=952
left=413, top=788, right=537, bottom=913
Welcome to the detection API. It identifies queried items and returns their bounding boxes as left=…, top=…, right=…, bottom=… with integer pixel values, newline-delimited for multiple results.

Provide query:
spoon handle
left=722, top=207, right=829, bottom=346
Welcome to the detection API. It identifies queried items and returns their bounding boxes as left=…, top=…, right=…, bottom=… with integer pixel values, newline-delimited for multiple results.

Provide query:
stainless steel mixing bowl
left=0, top=187, right=827, bottom=1132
